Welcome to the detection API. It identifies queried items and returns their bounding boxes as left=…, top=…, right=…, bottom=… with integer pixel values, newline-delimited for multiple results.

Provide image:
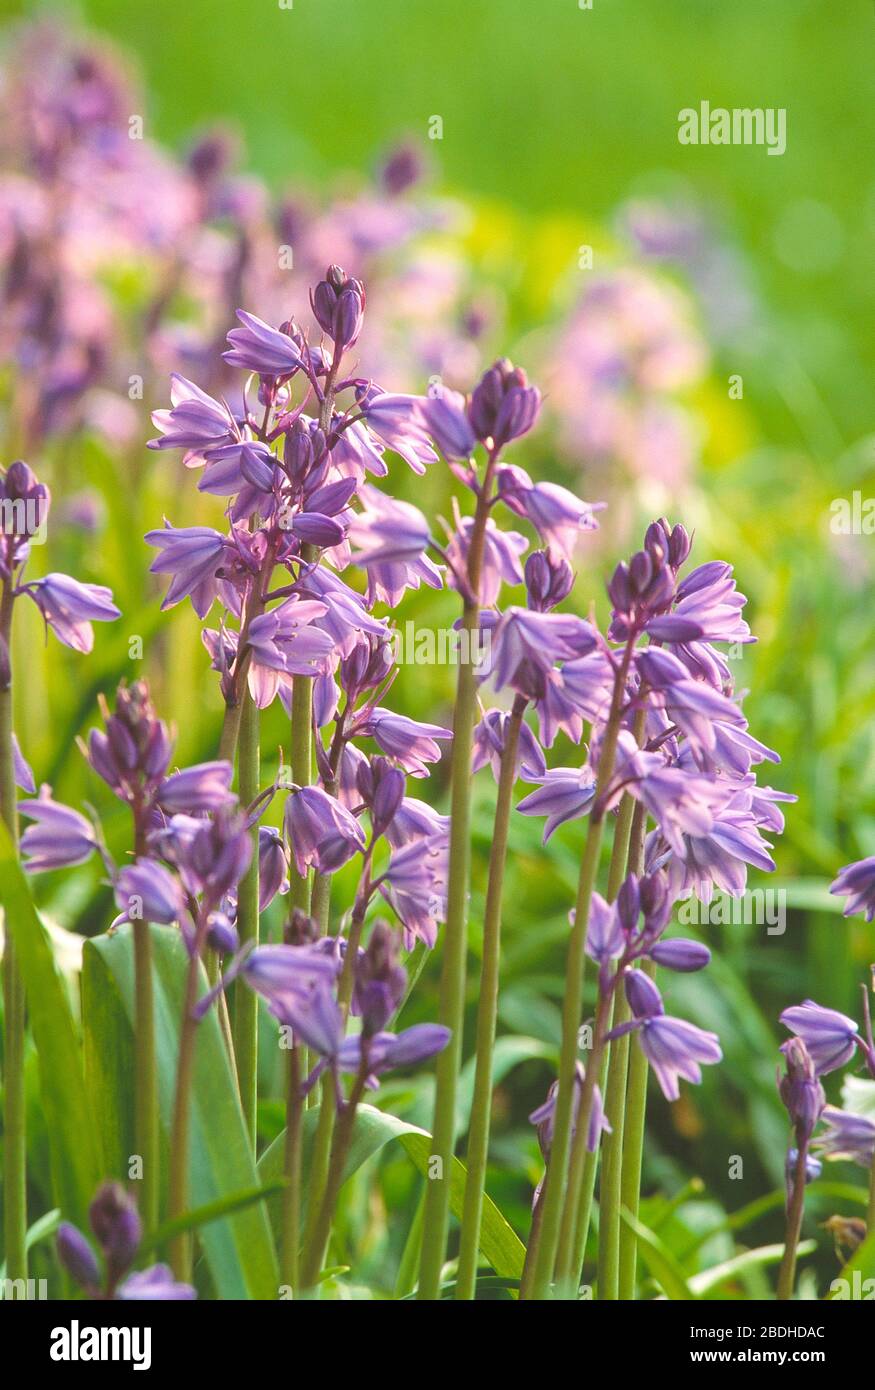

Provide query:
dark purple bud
left=644, top=519, right=670, bottom=561
left=668, top=523, right=692, bottom=569
left=649, top=938, right=711, bottom=972
left=468, top=358, right=540, bottom=448
left=607, top=561, right=633, bottom=614
left=89, top=1182, right=141, bottom=1281
left=57, top=1222, right=101, bottom=1290
left=259, top=826, right=289, bottom=912
left=380, top=142, right=425, bottom=195
left=206, top=911, right=239, bottom=956
left=629, top=549, right=654, bottom=595
left=625, top=968, right=664, bottom=1019
left=284, top=906, right=320, bottom=947
left=354, top=919, right=407, bottom=1037
left=779, top=1037, right=826, bottom=1144
left=616, top=875, right=640, bottom=934
left=525, top=550, right=574, bottom=612
left=370, top=762, right=406, bottom=837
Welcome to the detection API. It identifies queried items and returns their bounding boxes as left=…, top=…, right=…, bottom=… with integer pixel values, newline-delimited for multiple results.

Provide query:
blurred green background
left=3, top=0, right=875, bottom=1296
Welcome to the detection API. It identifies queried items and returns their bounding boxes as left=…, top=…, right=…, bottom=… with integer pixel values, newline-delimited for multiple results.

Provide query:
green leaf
left=82, top=926, right=278, bottom=1299
left=619, top=1207, right=696, bottom=1300
left=0, top=1208, right=61, bottom=1286
left=690, top=1241, right=817, bottom=1297
left=258, top=1102, right=526, bottom=1283
left=142, top=1182, right=286, bottom=1256
left=0, top=820, right=99, bottom=1228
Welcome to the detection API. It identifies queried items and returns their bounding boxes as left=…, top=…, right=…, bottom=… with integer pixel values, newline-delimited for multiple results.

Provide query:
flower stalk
left=456, top=694, right=526, bottom=1300
left=418, top=451, right=498, bottom=1300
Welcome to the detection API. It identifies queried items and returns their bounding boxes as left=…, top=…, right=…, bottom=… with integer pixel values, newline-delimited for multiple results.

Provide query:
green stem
left=776, top=1143, right=809, bottom=1300
left=280, top=1045, right=304, bottom=1294
left=300, top=1068, right=368, bottom=1291
left=233, top=694, right=260, bottom=1146
left=455, top=696, right=526, bottom=1300
left=616, top=800, right=651, bottom=1300
left=557, top=794, right=638, bottom=1292
left=596, top=995, right=630, bottom=1300
left=167, top=936, right=204, bottom=1281
left=132, top=917, right=159, bottom=1233
left=520, top=642, right=633, bottom=1300
left=0, top=583, right=26, bottom=1283
left=418, top=455, right=498, bottom=1301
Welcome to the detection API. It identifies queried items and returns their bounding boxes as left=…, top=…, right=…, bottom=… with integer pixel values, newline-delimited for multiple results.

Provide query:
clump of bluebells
left=3, top=254, right=816, bottom=1305
left=773, top=865, right=875, bottom=1299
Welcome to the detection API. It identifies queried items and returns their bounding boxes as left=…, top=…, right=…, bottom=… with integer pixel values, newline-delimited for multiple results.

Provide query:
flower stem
left=456, top=696, right=526, bottom=1300
left=233, top=693, right=260, bottom=1146
left=520, top=642, right=632, bottom=1300
left=0, top=581, right=26, bottom=1283
left=554, top=785, right=636, bottom=1294
left=167, top=938, right=204, bottom=1281
left=777, top=1143, right=809, bottom=1299
left=418, top=456, right=498, bottom=1301
left=280, top=1044, right=304, bottom=1294
left=300, top=1068, right=368, bottom=1291
left=616, top=800, right=650, bottom=1299
left=131, top=823, right=159, bottom=1234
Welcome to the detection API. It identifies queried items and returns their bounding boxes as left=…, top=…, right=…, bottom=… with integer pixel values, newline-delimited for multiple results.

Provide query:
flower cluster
left=57, top=1183, right=195, bottom=1300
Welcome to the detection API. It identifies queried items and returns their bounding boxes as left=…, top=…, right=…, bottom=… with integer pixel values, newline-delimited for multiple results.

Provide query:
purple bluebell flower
left=814, top=1106, right=875, bottom=1168
left=246, top=599, right=334, bottom=678
left=347, top=484, right=435, bottom=567
left=58, top=1183, right=195, bottom=1301
left=12, top=734, right=35, bottom=794
left=517, top=766, right=597, bottom=842
left=418, top=386, right=476, bottom=462
left=380, top=833, right=447, bottom=948
left=112, top=860, right=185, bottom=927
left=483, top=607, right=597, bottom=698
left=353, top=919, right=407, bottom=1036
left=25, top=572, right=120, bottom=652
left=258, top=826, right=289, bottom=911
left=145, top=523, right=228, bottom=618
left=471, top=707, right=547, bottom=782
left=779, top=1037, right=826, bottom=1145
left=222, top=309, right=302, bottom=376
left=524, top=549, right=575, bottom=613
left=585, top=892, right=625, bottom=964
left=780, top=1000, right=860, bottom=1076
left=468, top=358, right=541, bottom=450
left=18, top=789, right=97, bottom=872
left=671, top=561, right=753, bottom=647
left=164, top=809, right=253, bottom=909
left=359, top=707, right=452, bottom=777
left=116, top=1265, right=198, bottom=1301
left=636, top=1014, right=722, bottom=1101
left=384, top=796, right=450, bottom=850
left=445, top=504, right=528, bottom=606
left=360, top=391, right=437, bottom=474
left=284, top=784, right=366, bottom=877
left=311, top=265, right=366, bottom=350
left=157, top=760, right=235, bottom=814
left=623, top=968, right=664, bottom=1019
left=148, top=373, right=237, bottom=459
left=243, top=942, right=341, bottom=1018
left=57, top=1223, right=101, bottom=1292
left=830, top=856, right=875, bottom=922
left=336, top=1023, right=451, bottom=1084
left=530, top=1063, right=609, bottom=1160
left=496, top=464, right=601, bottom=561
left=649, top=937, right=711, bottom=972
